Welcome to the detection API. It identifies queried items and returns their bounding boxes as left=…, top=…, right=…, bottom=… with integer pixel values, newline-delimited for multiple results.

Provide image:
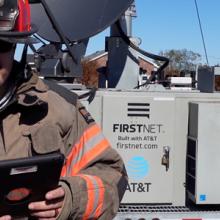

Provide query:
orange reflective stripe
left=68, top=124, right=100, bottom=164
left=61, top=164, right=67, bottom=177
left=93, top=176, right=105, bottom=218
left=81, top=124, right=101, bottom=143
left=78, top=175, right=95, bottom=220
left=72, top=138, right=110, bottom=175
left=62, top=124, right=110, bottom=177
left=62, top=124, right=101, bottom=177
left=77, top=175, right=105, bottom=220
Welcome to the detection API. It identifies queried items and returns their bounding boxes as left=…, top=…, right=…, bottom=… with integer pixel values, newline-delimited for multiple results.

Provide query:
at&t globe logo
left=126, top=156, right=149, bottom=181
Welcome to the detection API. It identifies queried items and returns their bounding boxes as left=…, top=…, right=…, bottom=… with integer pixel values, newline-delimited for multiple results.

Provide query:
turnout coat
left=0, top=62, right=128, bottom=219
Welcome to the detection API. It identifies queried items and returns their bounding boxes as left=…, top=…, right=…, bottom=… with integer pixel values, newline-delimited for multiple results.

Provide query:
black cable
left=28, top=43, right=37, bottom=53
left=115, top=20, right=169, bottom=88
left=20, top=44, right=28, bottom=67
left=78, top=88, right=97, bottom=104
left=194, top=0, right=209, bottom=65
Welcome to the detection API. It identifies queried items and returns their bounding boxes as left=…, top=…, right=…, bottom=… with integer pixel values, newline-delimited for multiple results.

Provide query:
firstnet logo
left=127, top=103, right=150, bottom=118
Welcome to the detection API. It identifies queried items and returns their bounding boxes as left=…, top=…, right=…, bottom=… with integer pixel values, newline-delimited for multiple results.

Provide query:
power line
left=194, top=0, right=209, bottom=65
left=206, top=55, right=220, bottom=61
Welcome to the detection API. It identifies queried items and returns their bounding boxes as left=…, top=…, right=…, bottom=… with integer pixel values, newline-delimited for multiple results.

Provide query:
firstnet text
left=113, top=124, right=163, bottom=133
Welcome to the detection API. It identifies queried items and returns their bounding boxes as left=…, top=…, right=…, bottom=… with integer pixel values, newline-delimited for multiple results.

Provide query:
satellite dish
left=31, top=0, right=133, bottom=43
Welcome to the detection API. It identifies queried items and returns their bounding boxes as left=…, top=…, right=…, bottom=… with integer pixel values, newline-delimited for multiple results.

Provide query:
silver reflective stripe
left=67, top=131, right=105, bottom=175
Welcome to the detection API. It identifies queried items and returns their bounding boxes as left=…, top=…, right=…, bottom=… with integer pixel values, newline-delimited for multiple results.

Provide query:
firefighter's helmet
left=0, top=0, right=38, bottom=44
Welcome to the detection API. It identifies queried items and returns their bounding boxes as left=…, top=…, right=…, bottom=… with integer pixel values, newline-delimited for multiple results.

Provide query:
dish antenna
left=28, top=0, right=133, bottom=80
left=31, top=0, right=133, bottom=42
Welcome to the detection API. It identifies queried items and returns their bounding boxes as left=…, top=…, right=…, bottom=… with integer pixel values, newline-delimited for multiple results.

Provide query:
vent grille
left=118, top=204, right=220, bottom=213
left=119, top=205, right=190, bottom=213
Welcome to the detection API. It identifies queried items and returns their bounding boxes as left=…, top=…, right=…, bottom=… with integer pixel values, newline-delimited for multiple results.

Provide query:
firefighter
left=0, top=0, right=128, bottom=219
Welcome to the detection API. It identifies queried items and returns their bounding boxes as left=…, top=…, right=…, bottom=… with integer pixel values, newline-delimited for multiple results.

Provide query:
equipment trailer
left=28, top=1, right=220, bottom=219
left=78, top=88, right=220, bottom=220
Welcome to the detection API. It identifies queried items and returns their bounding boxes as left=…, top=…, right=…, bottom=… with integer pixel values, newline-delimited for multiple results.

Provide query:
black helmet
left=0, top=0, right=38, bottom=44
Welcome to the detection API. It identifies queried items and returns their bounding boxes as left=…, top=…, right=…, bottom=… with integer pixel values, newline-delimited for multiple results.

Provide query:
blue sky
left=86, top=0, right=220, bottom=65
left=16, top=0, right=220, bottom=66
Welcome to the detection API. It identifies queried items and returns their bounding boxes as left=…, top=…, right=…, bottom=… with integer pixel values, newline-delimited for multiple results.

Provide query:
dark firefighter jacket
left=0, top=63, right=128, bottom=219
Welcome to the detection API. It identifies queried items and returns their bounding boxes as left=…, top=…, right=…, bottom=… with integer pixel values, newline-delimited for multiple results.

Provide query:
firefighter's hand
left=28, top=187, right=65, bottom=219
left=0, top=216, right=11, bottom=220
